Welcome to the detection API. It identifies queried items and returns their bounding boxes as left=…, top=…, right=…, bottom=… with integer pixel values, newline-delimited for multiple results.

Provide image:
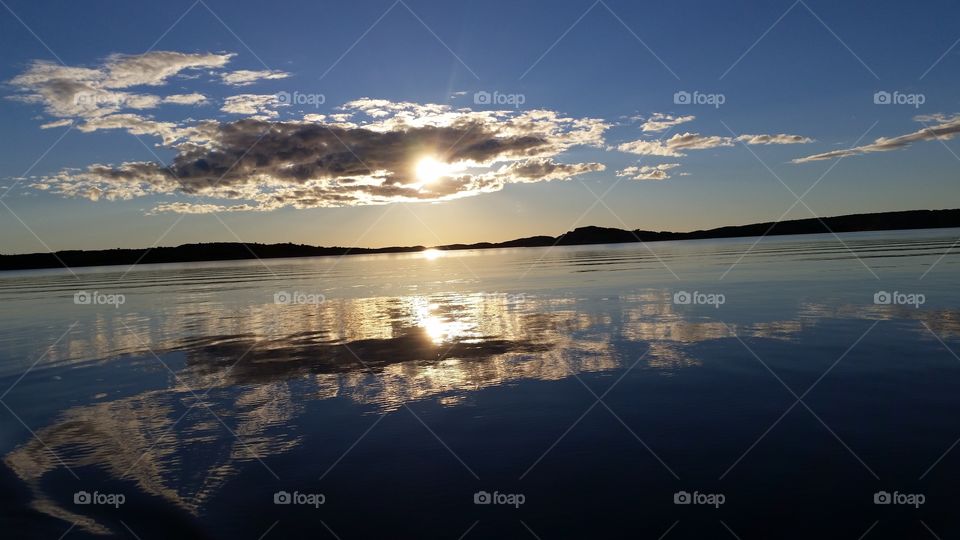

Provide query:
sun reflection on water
left=421, top=248, right=443, bottom=260
left=8, top=285, right=948, bottom=536
left=413, top=300, right=476, bottom=344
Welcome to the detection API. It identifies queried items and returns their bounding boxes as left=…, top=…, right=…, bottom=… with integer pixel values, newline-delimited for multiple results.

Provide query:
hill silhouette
left=2, top=208, right=958, bottom=271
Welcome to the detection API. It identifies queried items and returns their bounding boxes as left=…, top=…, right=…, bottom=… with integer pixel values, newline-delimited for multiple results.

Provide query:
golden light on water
left=421, top=248, right=443, bottom=260
left=422, top=314, right=472, bottom=344
left=414, top=299, right=474, bottom=344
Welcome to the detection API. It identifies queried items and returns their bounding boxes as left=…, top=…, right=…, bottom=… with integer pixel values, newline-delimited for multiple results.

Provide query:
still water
left=2, top=229, right=959, bottom=539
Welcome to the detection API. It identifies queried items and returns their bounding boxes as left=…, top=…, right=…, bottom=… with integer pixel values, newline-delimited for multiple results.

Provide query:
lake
left=2, top=229, right=959, bottom=539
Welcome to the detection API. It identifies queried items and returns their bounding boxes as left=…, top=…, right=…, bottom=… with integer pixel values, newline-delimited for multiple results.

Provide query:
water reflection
left=5, top=291, right=625, bottom=535
left=6, top=285, right=960, bottom=534
left=6, top=379, right=302, bottom=535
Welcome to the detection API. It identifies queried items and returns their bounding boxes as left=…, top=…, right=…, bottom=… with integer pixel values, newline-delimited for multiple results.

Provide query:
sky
left=1, top=0, right=959, bottom=253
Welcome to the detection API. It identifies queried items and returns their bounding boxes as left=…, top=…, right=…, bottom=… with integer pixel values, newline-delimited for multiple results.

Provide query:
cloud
left=40, top=119, right=73, bottom=129
left=639, top=113, right=695, bottom=132
left=32, top=161, right=179, bottom=201
left=221, top=94, right=284, bottom=118
left=221, top=69, right=290, bottom=86
left=495, top=158, right=605, bottom=183
left=736, top=133, right=814, bottom=145
left=33, top=99, right=609, bottom=212
left=102, top=52, right=233, bottom=88
left=665, top=133, right=735, bottom=151
left=163, top=93, right=207, bottom=105
left=149, top=202, right=257, bottom=214
left=615, top=139, right=683, bottom=157
left=616, top=163, right=680, bottom=181
left=619, top=131, right=813, bottom=157
left=617, top=132, right=733, bottom=156
left=8, top=52, right=233, bottom=119
left=793, top=114, right=960, bottom=163
left=73, top=114, right=185, bottom=145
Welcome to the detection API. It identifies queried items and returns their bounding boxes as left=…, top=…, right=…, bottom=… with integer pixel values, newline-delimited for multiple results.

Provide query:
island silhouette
left=2, top=208, right=958, bottom=271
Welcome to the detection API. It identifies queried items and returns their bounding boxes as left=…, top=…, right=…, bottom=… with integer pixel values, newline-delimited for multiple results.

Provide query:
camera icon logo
left=673, top=491, right=691, bottom=504
left=74, top=491, right=91, bottom=505
left=673, top=291, right=692, bottom=305
left=74, top=291, right=92, bottom=305
left=873, top=91, right=891, bottom=105
left=274, top=291, right=292, bottom=305
left=473, top=490, right=491, bottom=504
left=275, top=91, right=291, bottom=104
left=873, top=491, right=891, bottom=504
left=873, top=291, right=892, bottom=305
left=673, top=91, right=691, bottom=105
left=274, top=490, right=291, bottom=505
left=474, top=91, right=492, bottom=105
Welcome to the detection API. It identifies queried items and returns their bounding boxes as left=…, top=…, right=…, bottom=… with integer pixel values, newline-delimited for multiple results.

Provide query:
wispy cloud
left=616, top=163, right=680, bottom=180
left=39, top=119, right=73, bottom=129
left=793, top=114, right=960, bottom=163
left=618, top=132, right=734, bottom=157
left=639, top=113, right=695, bottom=133
left=619, top=132, right=813, bottom=157
left=8, top=52, right=233, bottom=119
left=163, top=93, right=208, bottom=105
left=220, top=69, right=290, bottom=86
left=221, top=94, right=285, bottom=118
left=736, top=133, right=813, bottom=145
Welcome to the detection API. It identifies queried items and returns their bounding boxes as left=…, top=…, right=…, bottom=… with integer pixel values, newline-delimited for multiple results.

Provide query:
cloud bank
left=31, top=95, right=609, bottom=212
left=8, top=53, right=828, bottom=212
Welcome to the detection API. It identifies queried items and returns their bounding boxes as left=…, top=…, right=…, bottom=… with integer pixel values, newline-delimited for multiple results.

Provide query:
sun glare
left=421, top=248, right=443, bottom=260
left=415, top=156, right=449, bottom=184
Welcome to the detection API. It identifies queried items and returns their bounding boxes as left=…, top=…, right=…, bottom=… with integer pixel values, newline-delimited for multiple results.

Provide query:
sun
left=415, top=156, right=449, bottom=185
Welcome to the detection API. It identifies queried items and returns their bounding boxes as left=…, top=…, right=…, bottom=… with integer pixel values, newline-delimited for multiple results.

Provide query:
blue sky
left=1, top=0, right=959, bottom=253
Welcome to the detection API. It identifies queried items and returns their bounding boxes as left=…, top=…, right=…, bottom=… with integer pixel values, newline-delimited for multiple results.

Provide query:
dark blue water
left=2, top=229, right=959, bottom=538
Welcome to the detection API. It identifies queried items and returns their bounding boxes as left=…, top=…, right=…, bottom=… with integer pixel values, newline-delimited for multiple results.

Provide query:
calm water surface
left=2, top=229, right=960, bottom=539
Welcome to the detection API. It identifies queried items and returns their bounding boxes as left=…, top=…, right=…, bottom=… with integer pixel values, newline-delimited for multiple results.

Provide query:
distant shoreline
left=2, top=208, right=958, bottom=272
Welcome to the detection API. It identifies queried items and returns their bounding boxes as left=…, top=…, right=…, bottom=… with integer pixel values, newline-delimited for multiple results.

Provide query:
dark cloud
left=34, top=101, right=609, bottom=212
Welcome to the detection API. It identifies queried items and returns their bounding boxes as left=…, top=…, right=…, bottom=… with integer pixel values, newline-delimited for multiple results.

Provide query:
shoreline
left=2, top=208, right=958, bottom=272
